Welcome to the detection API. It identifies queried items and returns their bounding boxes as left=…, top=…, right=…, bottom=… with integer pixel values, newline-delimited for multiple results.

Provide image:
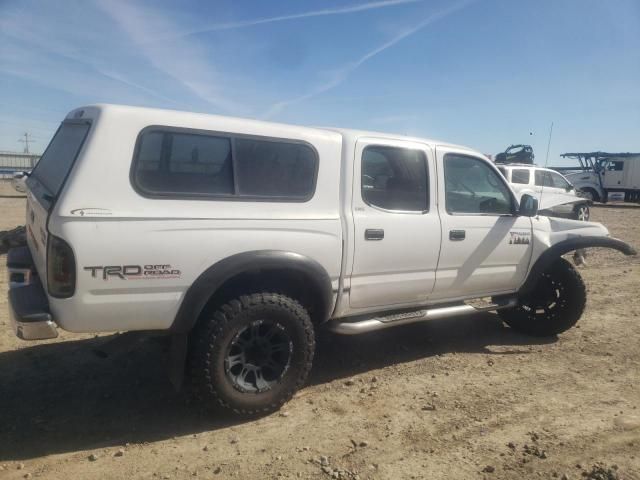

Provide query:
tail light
left=47, top=235, right=76, bottom=298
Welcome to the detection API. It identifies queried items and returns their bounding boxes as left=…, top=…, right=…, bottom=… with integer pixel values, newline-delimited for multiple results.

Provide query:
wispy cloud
left=264, top=0, right=476, bottom=118
left=165, top=0, right=422, bottom=39
left=96, top=0, right=244, bottom=114
left=0, top=7, right=186, bottom=108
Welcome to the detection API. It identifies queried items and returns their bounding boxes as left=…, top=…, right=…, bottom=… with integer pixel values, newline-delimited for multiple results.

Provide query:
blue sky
left=1, top=0, right=639, bottom=164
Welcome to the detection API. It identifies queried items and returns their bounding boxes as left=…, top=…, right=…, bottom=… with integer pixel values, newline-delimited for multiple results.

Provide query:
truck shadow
left=0, top=312, right=555, bottom=461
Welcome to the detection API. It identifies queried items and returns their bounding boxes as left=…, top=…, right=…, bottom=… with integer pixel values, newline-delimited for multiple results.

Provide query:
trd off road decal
left=508, top=231, right=531, bottom=245
left=84, top=264, right=181, bottom=280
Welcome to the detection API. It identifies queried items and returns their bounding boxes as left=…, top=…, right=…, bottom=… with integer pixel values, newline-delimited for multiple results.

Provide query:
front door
left=601, top=159, right=626, bottom=189
left=432, top=147, right=533, bottom=300
left=349, top=138, right=441, bottom=309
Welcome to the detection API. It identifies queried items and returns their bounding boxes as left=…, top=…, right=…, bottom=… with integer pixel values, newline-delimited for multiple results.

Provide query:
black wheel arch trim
left=519, top=236, right=636, bottom=295
left=170, top=250, right=334, bottom=334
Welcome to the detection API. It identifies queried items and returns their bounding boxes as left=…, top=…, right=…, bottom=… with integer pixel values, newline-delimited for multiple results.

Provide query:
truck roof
left=319, top=126, right=472, bottom=152
left=66, top=103, right=475, bottom=154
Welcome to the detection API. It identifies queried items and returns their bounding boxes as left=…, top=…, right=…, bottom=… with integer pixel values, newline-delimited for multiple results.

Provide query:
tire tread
left=189, top=293, right=314, bottom=415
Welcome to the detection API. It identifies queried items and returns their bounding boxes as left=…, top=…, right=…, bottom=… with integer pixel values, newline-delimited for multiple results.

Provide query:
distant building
left=0, top=151, right=40, bottom=178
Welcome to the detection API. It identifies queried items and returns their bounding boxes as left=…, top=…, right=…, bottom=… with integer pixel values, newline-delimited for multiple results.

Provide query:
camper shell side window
left=131, top=126, right=319, bottom=202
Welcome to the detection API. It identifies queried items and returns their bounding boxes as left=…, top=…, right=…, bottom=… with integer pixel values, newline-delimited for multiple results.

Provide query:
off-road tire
left=499, top=258, right=586, bottom=336
left=189, top=293, right=315, bottom=415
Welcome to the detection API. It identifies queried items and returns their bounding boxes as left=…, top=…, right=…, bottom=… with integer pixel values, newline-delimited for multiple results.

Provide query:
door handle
left=365, top=229, right=384, bottom=240
left=449, top=229, right=465, bottom=241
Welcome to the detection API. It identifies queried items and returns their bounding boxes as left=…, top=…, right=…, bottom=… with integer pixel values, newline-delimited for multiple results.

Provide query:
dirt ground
left=0, top=182, right=639, bottom=480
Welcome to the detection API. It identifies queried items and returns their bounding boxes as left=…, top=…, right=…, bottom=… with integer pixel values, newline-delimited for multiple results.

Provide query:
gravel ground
left=0, top=186, right=638, bottom=480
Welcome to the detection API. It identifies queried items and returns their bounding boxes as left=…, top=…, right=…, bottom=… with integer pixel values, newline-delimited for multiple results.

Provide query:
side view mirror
left=519, top=193, right=538, bottom=217
left=11, top=171, right=29, bottom=194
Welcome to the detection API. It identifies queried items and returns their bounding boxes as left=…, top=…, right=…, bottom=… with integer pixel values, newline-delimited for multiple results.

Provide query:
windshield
left=29, top=122, right=90, bottom=196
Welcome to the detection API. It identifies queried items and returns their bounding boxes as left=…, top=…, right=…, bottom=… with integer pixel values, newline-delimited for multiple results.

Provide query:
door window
left=534, top=170, right=552, bottom=187
left=548, top=171, right=571, bottom=189
left=444, top=154, right=513, bottom=215
left=362, top=146, right=428, bottom=212
left=606, top=160, right=624, bottom=171
left=534, top=170, right=570, bottom=189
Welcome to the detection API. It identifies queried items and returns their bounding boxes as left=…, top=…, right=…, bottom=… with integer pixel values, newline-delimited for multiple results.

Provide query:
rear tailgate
left=25, top=121, right=91, bottom=287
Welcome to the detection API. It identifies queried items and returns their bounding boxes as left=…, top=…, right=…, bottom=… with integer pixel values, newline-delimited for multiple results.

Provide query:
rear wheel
left=499, top=258, right=586, bottom=336
left=189, top=293, right=315, bottom=415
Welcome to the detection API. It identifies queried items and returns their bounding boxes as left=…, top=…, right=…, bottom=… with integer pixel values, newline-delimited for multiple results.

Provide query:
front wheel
left=499, top=258, right=586, bottom=336
left=573, top=203, right=590, bottom=221
left=189, top=293, right=315, bottom=415
left=580, top=188, right=600, bottom=203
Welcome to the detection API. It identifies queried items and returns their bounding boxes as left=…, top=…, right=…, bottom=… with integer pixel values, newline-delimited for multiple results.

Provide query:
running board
left=327, top=297, right=518, bottom=335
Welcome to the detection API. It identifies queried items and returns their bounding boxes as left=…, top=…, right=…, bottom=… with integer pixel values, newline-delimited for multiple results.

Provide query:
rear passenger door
left=534, top=170, right=569, bottom=195
left=349, top=138, right=441, bottom=309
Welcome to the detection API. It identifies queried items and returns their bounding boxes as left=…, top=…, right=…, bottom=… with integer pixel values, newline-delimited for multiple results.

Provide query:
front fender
left=519, top=236, right=636, bottom=295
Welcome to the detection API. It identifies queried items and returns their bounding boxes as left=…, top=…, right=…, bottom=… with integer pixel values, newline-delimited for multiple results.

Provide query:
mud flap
left=168, top=333, right=188, bottom=391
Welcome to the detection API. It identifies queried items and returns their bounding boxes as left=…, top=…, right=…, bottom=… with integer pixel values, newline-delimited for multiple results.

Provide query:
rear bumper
left=6, top=246, right=58, bottom=340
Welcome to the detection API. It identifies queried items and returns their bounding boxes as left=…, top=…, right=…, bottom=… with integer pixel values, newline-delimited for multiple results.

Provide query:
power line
left=18, top=132, right=36, bottom=154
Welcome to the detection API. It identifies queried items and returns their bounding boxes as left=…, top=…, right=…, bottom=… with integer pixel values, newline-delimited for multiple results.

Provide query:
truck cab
left=559, top=152, right=640, bottom=203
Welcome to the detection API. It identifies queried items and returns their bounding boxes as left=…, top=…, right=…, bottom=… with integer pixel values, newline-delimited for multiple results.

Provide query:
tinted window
left=497, top=166, right=507, bottom=178
left=607, top=160, right=624, bottom=171
left=362, top=146, right=428, bottom=212
left=534, top=170, right=551, bottom=187
left=133, top=129, right=318, bottom=199
left=30, top=122, right=90, bottom=195
left=444, top=154, right=512, bottom=215
left=134, top=131, right=233, bottom=195
left=235, top=138, right=316, bottom=198
left=549, top=171, right=570, bottom=189
left=511, top=169, right=530, bottom=184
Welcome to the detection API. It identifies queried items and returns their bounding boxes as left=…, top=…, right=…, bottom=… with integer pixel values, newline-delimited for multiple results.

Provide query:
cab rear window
left=29, top=122, right=91, bottom=196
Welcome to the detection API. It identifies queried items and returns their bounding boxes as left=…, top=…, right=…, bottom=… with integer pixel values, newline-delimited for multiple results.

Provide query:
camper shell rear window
left=131, top=126, right=319, bottom=202
left=27, top=121, right=91, bottom=201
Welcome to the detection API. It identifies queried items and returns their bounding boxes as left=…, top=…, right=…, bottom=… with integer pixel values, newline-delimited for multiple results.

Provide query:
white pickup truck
left=7, top=105, right=635, bottom=415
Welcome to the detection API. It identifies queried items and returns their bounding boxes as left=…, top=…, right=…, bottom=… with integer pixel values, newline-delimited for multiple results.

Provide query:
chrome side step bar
left=327, top=297, right=518, bottom=335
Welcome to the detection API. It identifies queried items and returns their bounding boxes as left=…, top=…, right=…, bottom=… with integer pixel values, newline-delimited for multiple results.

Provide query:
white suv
left=497, top=164, right=590, bottom=221
left=6, top=105, right=635, bottom=415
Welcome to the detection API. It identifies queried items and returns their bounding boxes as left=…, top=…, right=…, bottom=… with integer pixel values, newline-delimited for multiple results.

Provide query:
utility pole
left=18, top=132, right=35, bottom=154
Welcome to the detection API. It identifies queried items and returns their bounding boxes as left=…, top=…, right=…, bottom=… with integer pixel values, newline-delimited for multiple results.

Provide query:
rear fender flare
left=170, top=250, right=334, bottom=334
